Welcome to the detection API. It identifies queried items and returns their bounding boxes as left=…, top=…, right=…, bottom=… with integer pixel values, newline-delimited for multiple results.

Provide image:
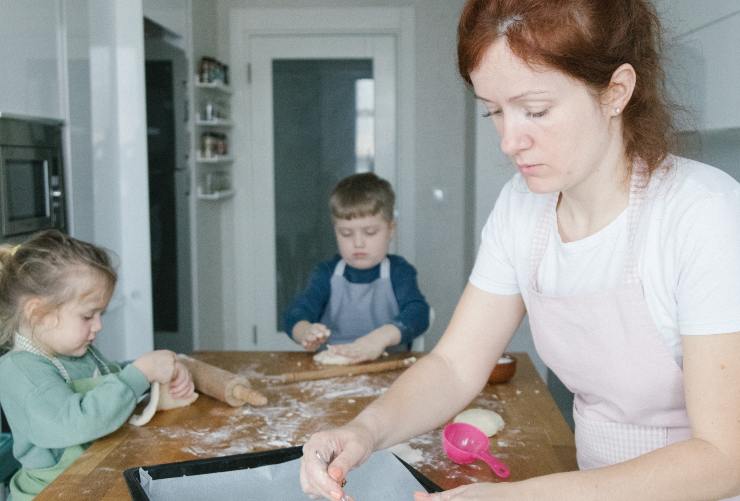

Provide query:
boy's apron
left=526, top=170, right=694, bottom=469
left=320, top=257, right=400, bottom=345
left=9, top=336, right=112, bottom=501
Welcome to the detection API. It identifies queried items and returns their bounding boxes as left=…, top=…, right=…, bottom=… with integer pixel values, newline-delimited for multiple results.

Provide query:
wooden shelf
left=196, top=118, right=233, bottom=127
left=197, top=189, right=235, bottom=201
left=196, top=155, right=233, bottom=164
left=194, top=81, right=232, bottom=94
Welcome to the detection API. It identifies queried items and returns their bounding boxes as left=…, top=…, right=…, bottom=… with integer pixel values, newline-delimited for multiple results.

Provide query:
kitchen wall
left=655, top=0, right=740, bottom=182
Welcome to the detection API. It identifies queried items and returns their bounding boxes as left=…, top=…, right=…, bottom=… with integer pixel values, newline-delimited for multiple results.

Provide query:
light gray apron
left=320, top=258, right=400, bottom=346
left=526, top=171, right=739, bottom=499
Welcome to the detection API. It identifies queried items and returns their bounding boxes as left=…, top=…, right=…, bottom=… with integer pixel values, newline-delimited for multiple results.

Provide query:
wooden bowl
left=488, top=354, right=517, bottom=384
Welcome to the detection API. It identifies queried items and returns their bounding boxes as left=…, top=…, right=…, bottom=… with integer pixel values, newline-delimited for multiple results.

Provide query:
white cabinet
left=0, top=1, right=63, bottom=119
left=194, top=58, right=234, bottom=201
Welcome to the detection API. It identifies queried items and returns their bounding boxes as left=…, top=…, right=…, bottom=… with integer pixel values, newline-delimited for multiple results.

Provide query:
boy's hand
left=132, top=350, right=177, bottom=385
left=329, top=325, right=401, bottom=363
left=168, top=360, right=195, bottom=399
left=294, top=321, right=331, bottom=351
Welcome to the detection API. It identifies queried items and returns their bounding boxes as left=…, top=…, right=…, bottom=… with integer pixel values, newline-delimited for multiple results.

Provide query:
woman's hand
left=300, top=423, right=375, bottom=500
left=329, top=325, right=401, bottom=363
left=132, top=349, right=177, bottom=384
left=167, top=360, right=195, bottom=399
left=294, top=322, right=331, bottom=352
left=415, top=482, right=517, bottom=500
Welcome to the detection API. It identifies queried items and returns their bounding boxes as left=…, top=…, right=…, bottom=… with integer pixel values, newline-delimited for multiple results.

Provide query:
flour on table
left=388, top=442, right=425, bottom=465
left=453, top=408, right=505, bottom=437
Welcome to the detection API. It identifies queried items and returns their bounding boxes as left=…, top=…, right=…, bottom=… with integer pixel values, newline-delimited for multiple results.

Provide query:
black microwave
left=0, top=114, right=66, bottom=241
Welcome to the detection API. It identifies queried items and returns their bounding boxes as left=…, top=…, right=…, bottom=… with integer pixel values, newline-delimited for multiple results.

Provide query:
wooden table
left=37, top=351, right=576, bottom=500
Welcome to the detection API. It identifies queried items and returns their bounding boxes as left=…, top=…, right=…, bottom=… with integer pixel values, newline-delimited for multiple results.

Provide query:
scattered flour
left=388, top=442, right=424, bottom=465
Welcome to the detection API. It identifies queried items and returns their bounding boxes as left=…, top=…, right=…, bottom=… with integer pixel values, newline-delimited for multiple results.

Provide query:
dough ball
left=313, top=349, right=357, bottom=366
left=453, top=408, right=505, bottom=437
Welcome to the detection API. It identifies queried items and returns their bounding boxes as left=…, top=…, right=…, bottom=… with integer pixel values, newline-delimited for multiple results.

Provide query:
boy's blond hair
left=329, top=172, right=395, bottom=222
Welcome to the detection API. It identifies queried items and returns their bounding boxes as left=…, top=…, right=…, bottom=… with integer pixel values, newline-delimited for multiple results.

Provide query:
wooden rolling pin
left=178, top=354, right=268, bottom=407
left=274, top=356, right=417, bottom=384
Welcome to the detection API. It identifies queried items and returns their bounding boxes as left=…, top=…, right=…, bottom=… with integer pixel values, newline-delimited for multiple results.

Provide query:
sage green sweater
left=0, top=347, right=149, bottom=470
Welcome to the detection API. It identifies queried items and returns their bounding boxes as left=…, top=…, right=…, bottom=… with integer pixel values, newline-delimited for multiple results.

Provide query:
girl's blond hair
left=0, top=230, right=117, bottom=347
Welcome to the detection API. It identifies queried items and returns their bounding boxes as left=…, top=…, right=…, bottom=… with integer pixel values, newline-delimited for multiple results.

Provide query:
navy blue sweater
left=282, top=254, right=430, bottom=346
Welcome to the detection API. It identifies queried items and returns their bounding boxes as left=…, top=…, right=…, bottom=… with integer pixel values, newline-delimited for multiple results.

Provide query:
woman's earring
left=613, top=106, right=621, bottom=115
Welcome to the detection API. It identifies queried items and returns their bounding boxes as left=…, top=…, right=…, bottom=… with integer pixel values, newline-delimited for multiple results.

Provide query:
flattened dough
left=313, top=349, right=357, bottom=366
left=129, top=382, right=199, bottom=426
left=453, top=408, right=505, bottom=437
left=129, top=382, right=160, bottom=426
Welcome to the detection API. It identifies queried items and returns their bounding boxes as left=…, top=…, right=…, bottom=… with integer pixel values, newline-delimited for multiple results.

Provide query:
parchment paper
left=139, top=449, right=427, bottom=500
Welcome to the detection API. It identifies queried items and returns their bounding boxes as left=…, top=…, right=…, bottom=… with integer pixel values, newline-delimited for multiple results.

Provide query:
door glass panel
left=273, top=59, right=374, bottom=327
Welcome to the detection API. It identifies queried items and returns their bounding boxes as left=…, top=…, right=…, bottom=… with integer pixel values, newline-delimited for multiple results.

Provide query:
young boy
left=283, top=172, right=430, bottom=363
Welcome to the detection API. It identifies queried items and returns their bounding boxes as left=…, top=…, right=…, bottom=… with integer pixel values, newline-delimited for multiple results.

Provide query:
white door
left=243, top=35, right=397, bottom=350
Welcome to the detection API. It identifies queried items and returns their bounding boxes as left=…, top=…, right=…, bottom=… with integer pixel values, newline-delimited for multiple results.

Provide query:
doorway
left=244, top=35, right=397, bottom=350
left=144, top=20, right=193, bottom=354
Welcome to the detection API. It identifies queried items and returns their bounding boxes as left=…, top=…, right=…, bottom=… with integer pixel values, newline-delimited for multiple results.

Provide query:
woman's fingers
left=300, top=445, right=344, bottom=499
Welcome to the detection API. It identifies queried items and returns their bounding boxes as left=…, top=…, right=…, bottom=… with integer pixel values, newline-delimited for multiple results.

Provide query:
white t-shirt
left=470, top=156, right=740, bottom=360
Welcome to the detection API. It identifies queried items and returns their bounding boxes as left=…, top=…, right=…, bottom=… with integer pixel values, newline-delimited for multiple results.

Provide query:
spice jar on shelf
left=200, top=132, right=228, bottom=158
left=197, top=57, right=230, bottom=85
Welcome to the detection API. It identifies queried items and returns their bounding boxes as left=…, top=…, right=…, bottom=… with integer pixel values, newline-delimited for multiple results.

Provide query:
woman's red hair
left=458, top=0, right=674, bottom=176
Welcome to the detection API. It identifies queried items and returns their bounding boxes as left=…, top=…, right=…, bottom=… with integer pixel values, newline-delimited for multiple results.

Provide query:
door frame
left=229, top=7, right=416, bottom=350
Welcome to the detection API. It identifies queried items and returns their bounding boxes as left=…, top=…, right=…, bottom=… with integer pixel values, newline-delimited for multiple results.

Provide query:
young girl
left=0, top=230, right=195, bottom=500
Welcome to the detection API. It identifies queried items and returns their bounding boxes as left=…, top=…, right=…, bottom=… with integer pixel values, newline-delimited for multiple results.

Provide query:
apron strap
left=379, top=257, right=390, bottom=279
left=13, top=333, right=72, bottom=384
left=529, top=194, right=559, bottom=293
left=623, top=167, right=648, bottom=284
left=333, top=259, right=347, bottom=277
left=87, top=345, right=112, bottom=376
left=12, top=334, right=111, bottom=382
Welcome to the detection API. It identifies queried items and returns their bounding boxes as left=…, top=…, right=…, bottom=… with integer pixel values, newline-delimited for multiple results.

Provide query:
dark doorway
left=146, top=60, right=179, bottom=333
left=144, top=19, right=192, bottom=355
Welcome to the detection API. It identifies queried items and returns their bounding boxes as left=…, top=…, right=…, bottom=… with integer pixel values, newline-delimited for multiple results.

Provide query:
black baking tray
left=123, top=445, right=442, bottom=500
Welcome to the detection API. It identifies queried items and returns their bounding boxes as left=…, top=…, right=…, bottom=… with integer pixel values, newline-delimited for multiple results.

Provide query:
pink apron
left=527, top=170, right=693, bottom=470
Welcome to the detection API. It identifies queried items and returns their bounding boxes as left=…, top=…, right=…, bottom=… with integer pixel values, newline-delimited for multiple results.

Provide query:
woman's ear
left=604, top=63, right=636, bottom=116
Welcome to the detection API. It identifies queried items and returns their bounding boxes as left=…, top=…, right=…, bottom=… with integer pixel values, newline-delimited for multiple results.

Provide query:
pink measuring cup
left=442, top=422, right=511, bottom=479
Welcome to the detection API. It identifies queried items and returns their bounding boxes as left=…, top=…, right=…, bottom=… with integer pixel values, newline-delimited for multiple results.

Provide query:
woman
left=300, top=1, right=740, bottom=499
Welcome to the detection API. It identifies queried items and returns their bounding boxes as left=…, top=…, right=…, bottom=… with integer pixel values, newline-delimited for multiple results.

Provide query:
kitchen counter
left=36, top=351, right=576, bottom=500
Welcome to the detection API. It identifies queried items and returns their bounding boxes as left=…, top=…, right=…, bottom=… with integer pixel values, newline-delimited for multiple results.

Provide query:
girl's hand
left=300, top=423, right=375, bottom=500
left=168, top=360, right=195, bottom=399
left=295, top=322, right=331, bottom=352
left=132, top=349, right=177, bottom=384
left=415, top=482, right=517, bottom=500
